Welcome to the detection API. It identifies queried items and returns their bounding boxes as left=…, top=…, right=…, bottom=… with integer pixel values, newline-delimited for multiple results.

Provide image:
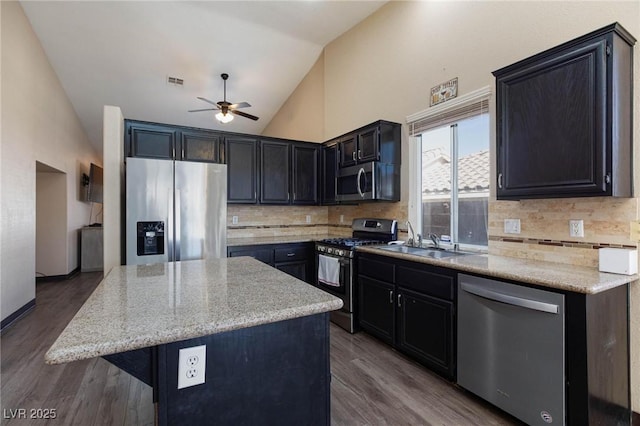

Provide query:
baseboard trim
left=1, top=299, right=36, bottom=331
left=36, top=267, right=80, bottom=283
left=633, top=410, right=639, bottom=425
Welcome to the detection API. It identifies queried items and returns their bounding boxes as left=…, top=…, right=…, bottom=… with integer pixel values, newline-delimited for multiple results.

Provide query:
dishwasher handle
left=460, top=281, right=559, bottom=314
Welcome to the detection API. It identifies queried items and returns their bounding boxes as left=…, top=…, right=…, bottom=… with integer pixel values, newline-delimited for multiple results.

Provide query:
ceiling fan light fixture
left=216, top=111, right=233, bottom=124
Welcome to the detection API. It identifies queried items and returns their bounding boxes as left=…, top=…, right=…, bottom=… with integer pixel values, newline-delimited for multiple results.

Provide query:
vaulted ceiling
left=20, top=1, right=386, bottom=155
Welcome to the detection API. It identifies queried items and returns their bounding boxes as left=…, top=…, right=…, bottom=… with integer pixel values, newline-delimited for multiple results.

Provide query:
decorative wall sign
left=430, top=78, right=458, bottom=106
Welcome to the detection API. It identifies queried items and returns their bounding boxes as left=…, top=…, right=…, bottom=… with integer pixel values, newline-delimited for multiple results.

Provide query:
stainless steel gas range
left=315, top=218, right=398, bottom=333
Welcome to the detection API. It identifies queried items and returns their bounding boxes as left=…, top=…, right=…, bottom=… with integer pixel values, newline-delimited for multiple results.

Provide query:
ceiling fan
left=189, top=73, right=259, bottom=123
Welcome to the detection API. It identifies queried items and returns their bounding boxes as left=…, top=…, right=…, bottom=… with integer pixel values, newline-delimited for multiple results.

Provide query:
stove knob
left=327, top=248, right=333, bottom=254
left=318, top=246, right=325, bottom=252
left=338, top=250, right=345, bottom=256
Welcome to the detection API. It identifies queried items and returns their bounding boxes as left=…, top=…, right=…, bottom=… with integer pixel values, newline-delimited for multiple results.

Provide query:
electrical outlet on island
left=178, top=345, right=206, bottom=389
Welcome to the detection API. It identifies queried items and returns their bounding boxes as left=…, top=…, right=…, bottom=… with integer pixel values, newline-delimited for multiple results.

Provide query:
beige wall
left=1, top=1, right=100, bottom=322
left=265, top=1, right=640, bottom=410
left=35, top=169, right=67, bottom=276
left=262, top=52, right=325, bottom=143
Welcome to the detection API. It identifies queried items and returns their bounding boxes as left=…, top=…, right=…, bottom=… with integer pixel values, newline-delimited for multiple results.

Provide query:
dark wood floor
left=1, top=272, right=519, bottom=425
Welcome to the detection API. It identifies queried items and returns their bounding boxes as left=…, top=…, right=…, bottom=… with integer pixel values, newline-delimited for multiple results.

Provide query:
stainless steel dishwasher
left=457, top=274, right=565, bottom=425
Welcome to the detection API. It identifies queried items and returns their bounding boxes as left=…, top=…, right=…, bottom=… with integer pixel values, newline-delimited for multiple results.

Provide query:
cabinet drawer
left=396, top=266, right=454, bottom=301
left=358, top=256, right=394, bottom=283
left=274, top=246, right=309, bottom=262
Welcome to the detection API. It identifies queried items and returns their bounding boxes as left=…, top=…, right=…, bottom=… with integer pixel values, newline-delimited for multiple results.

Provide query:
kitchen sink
left=375, top=245, right=470, bottom=259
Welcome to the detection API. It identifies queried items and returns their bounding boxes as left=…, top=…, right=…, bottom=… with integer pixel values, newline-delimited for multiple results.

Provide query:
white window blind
left=407, top=86, right=491, bottom=136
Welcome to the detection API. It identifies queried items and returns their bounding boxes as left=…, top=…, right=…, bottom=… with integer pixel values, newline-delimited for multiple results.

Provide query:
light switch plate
left=504, top=219, right=521, bottom=234
left=178, top=345, right=206, bottom=389
left=232, top=216, right=238, bottom=225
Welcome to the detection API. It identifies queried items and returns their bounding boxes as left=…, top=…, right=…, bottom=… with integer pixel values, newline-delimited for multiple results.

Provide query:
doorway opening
left=35, top=161, right=67, bottom=279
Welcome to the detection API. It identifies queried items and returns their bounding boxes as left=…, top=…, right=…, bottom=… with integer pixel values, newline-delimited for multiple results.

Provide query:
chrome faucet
left=406, top=221, right=415, bottom=247
left=428, top=233, right=440, bottom=249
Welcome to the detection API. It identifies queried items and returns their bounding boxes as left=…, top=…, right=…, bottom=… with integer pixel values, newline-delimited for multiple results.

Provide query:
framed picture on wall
left=430, top=78, right=458, bottom=106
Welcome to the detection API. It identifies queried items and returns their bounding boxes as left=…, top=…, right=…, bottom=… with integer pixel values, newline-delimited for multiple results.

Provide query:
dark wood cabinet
left=338, top=133, right=357, bottom=167
left=337, top=121, right=401, bottom=168
left=125, top=120, right=224, bottom=163
left=291, top=143, right=319, bottom=205
left=180, top=131, right=221, bottom=163
left=494, top=23, right=635, bottom=199
left=227, top=242, right=314, bottom=284
left=358, top=276, right=395, bottom=345
left=226, top=137, right=259, bottom=204
left=126, top=121, right=177, bottom=159
left=396, top=288, right=453, bottom=378
left=321, top=143, right=338, bottom=205
left=357, top=253, right=456, bottom=380
left=259, top=139, right=319, bottom=205
left=260, top=140, right=290, bottom=204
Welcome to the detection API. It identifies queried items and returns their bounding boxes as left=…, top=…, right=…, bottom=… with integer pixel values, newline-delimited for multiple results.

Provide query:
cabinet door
left=397, top=288, right=454, bottom=379
left=227, top=246, right=273, bottom=265
left=357, top=126, right=379, bottom=163
left=276, top=261, right=308, bottom=282
left=127, top=122, right=176, bottom=159
left=181, top=131, right=221, bottom=163
left=495, top=36, right=608, bottom=199
left=226, top=137, right=258, bottom=204
left=338, top=134, right=357, bottom=168
left=291, top=143, right=319, bottom=205
left=321, top=144, right=338, bottom=205
left=358, top=276, right=395, bottom=345
left=260, top=140, right=290, bottom=204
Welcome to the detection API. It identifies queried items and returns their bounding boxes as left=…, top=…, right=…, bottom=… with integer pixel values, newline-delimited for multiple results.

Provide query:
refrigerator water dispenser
left=137, top=221, right=165, bottom=256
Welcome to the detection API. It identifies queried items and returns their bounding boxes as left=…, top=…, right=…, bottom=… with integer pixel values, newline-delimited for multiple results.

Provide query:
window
left=408, top=87, right=490, bottom=249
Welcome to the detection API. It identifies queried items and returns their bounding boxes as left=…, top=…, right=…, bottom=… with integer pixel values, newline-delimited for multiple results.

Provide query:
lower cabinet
left=227, top=242, right=314, bottom=284
left=358, top=276, right=395, bottom=345
left=357, top=253, right=456, bottom=380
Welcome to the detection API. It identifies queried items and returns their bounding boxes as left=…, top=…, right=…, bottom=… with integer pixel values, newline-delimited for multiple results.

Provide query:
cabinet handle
left=287, top=253, right=295, bottom=257
left=497, top=173, right=503, bottom=189
left=397, top=293, right=402, bottom=307
left=389, top=290, right=393, bottom=304
left=352, top=151, right=356, bottom=161
left=358, top=149, right=361, bottom=160
left=605, top=173, right=611, bottom=184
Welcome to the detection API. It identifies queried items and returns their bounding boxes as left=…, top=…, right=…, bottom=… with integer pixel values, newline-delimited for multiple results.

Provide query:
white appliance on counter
left=125, top=157, right=227, bottom=265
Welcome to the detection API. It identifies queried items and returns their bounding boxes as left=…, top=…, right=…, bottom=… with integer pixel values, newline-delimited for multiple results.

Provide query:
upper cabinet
left=494, top=23, right=635, bottom=200
left=337, top=121, right=401, bottom=168
left=126, top=121, right=177, bottom=160
left=226, top=136, right=259, bottom=204
left=125, top=120, right=222, bottom=163
left=259, top=138, right=320, bottom=205
left=321, top=142, right=339, bottom=205
left=291, top=143, right=320, bottom=205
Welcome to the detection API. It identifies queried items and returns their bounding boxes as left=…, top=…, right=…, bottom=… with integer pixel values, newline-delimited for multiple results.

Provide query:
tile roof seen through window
left=422, top=148, right=489, bottom=196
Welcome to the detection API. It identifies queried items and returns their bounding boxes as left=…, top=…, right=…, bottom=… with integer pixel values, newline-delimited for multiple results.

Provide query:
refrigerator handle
left=175, top=189, right=181, bottom=261
left=167, top=188, right=174, bottom=261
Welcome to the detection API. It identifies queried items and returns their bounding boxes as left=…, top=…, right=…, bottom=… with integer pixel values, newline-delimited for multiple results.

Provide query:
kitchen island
left=45, top=257, right=343, bottom=425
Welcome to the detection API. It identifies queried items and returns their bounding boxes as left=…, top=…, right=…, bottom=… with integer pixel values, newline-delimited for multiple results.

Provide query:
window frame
left=407, top=86, right=492, bottom=251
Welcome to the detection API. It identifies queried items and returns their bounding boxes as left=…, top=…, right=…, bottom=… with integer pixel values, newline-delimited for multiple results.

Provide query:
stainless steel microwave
left=336, top=161, right=399, bottom=202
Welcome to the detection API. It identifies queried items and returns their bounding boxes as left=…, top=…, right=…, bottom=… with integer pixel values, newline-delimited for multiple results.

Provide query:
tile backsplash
left=488, top=197, right=639, bottom=267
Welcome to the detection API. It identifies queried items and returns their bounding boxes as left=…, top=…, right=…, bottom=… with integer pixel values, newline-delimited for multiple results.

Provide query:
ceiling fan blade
left=231, top=109, right=259, bottom=121
left=197, top=96, right=219, bottom=107
left=230, top=102, right=251, bottom=109
left=188, top=108, right=218, bottom=113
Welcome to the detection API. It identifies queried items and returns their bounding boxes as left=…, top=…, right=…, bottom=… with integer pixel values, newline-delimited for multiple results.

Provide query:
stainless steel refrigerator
left=125, top=157, right=227, bottom=265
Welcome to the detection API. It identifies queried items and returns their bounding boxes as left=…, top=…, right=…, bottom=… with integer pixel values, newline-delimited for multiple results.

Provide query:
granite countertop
left=227, top=234, right=344, bottom=246
left=45, top=257, right=343, bottom=365
left=357, top=246, right=637, bottom=294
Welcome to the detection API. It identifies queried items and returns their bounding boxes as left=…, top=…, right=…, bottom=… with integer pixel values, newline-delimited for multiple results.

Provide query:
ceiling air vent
left=167, top=76, right=184, bottom=86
